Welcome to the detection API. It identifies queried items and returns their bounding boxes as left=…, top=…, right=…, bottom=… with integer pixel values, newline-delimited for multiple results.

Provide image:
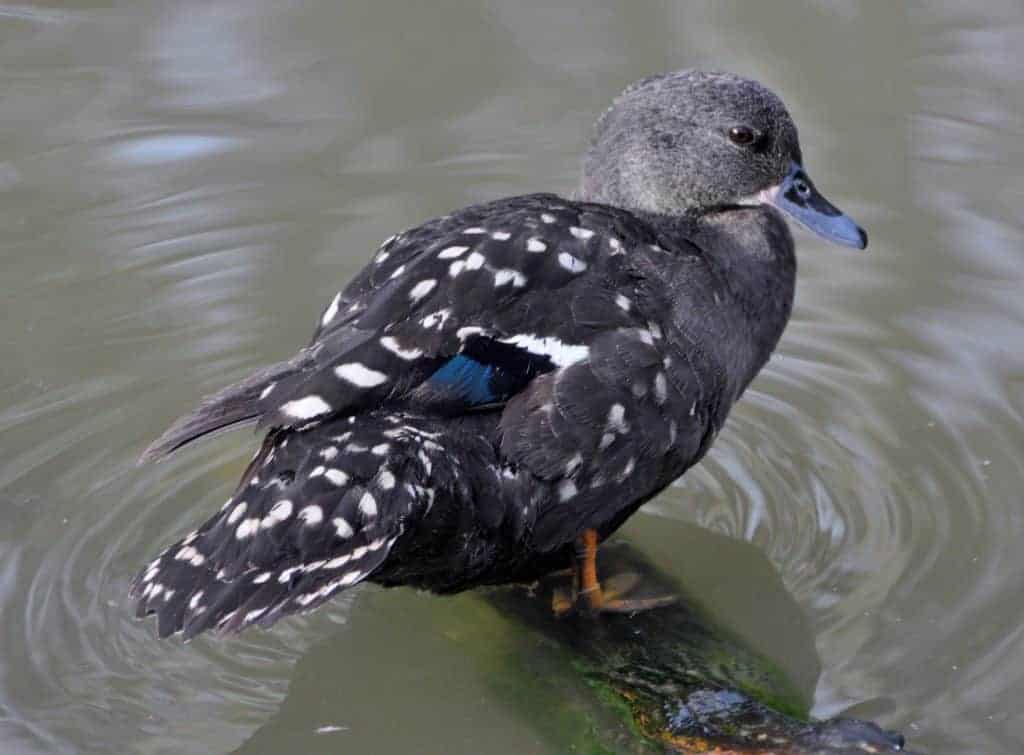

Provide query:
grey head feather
left=579, top=70, right=802, bottom=215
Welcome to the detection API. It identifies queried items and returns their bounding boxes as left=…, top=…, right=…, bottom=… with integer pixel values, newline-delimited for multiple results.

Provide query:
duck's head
left=580, top=70, right=867, bottom=249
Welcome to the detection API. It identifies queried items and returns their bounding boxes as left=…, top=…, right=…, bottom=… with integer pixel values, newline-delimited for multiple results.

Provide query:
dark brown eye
left=728, top=126, right=756, bottom=146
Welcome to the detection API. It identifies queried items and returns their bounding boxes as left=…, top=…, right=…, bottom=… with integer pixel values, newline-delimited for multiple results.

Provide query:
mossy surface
left=482, top=544, right=908, bottom=754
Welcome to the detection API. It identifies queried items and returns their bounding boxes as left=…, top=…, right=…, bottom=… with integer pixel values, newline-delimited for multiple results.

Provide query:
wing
left=499, top=245, right=721, bottom=551
left=142, top=194, right=660, bottom=461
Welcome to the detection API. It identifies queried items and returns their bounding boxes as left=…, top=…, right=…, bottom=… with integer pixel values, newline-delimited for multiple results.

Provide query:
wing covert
left=256, top=194, right=655, bottom=427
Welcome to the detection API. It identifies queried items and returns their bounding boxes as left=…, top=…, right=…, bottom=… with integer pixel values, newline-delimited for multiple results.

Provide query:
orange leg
left=576, top=529, right=604, bottom=611
left=552, top=528, right=676, bottom=616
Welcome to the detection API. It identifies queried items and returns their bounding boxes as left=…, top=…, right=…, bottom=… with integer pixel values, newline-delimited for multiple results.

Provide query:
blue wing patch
left=414, top=335, right=558, bottom=413
left=426, top=354, right=498, bottom=405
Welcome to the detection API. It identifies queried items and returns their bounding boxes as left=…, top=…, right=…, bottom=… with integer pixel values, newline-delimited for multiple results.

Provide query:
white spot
left=409, top=278, right=437, bottom=301
left=437, top=245, right=469, bottom=259
left=325, top=554, right=351, bottom=569
left=558, top=252, right=587, bottom=274
left=324, top=468, right=349, bottom=486
left=267, top=499, right=294, bottom=523
left=190, top=553, right=206, bottom=567
left=259, top=382, right=277, bottom=401
left=565, top=453, right=583, bottom=475
left=463, top=227, right=486, bottom=234
left=569, top=226, right=594, bottom=240
left=380, top=336, right=423, bottom=361
left=176, top=545, right=198, bottom=561
left=448, top=260, right=466, bottom=277
left=420, top=308, right=451, bottom=329
left=648, top=322, right=663, bottom=340
left=620, top=457, right=636, bottom=480
left=389, top=264, right=406, bottom=280
left=499, top=333, right=589, bottom=367
left=540, top=213, right=556, bottom=223
left=608, top=404, right=629, bottom=433
left=654, top=373, right=668, bottom=404
left=464, top=251, right=486, bottom=270
left=494, top=268, right=527, bottom=288
left=236, top=517, right=260, bottom=539
left=608, top=237, right=624, bottom=254
left=379, top=469, right=396, bottom=490
left=599, top=432, right=616, bottom=450
left=526, top=237, right=547, bottom=253
left=278, top=567, right=300, bottom=584
left=245, top=608, right=267, bottom=624
left=281, top=395, right=332, bottom=420
left=189, top=591, right=204, bottom=610
left=371, top=443, right=390, bottom=456
left=557, top=479, right=578, bottom=502
left=321, top=293, right=341, bottom=327
left=358, top=492, right=378, bottom=518
left=615, top=294, right=631, bottom=312
left=149, top=584, right=163, bottom=600
left=668, top=419, right=678, bottom=445
left=299, top=505, right=324, bottom=526
left=143, top=567, right=159, bottom=583
left=491, top=230, right=511, bottom=241
left=375, top=250, right=390, bottom=264
left=334, top=362, right=389, bottom=387
left=637, top=329, right=655, bottom=346
left=457, top=326, right=484, bottom=340
left=227, top=501, right=248, bottom=524
left=309, top=466, right=325, bottom=478
left=333, top=517, right=354, bottom=538
left=320, top=446, right=339, bottom=460
left=339, top=570, right=363, bottom=586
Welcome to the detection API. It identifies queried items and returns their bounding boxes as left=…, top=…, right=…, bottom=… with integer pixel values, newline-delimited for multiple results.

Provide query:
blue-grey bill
left=764, top=163, right=867, bottom=250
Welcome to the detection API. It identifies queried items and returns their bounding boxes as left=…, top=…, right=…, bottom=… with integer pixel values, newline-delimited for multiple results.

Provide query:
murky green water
left=2, top=2, right=1022, bottom=752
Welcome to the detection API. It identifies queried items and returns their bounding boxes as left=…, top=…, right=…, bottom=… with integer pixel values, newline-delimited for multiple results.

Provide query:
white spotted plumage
left=134, top=192, right=701, bottom=641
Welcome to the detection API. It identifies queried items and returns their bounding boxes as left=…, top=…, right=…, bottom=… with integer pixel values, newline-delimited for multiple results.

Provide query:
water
left=1, top=1, right=1022, bottom=752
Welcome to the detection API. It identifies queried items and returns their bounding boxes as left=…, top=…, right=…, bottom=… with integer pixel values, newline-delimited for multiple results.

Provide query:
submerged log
left=486, top=540, right=914, bottom=754
left=239, top=524, right=916, bottom=754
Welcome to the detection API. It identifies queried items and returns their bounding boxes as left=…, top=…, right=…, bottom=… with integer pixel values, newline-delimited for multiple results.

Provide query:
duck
left=131, top=70, right=866, bottom=639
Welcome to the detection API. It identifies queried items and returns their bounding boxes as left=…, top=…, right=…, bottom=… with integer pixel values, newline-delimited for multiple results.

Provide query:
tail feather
left=131, top=414, right=439, bottom=639
left=138, top=352, right=316, bottom=464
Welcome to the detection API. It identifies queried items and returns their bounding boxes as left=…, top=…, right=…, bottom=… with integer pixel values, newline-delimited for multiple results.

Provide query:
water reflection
left=0, top=1, right=1022, bottom=753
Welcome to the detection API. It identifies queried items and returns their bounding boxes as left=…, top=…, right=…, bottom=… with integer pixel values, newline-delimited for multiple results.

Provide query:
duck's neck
left=642, top=206, right=798, bottom=391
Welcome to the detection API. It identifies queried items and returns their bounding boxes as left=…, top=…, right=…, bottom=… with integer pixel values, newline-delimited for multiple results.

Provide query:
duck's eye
left=728, top=126, right=756, bottom=146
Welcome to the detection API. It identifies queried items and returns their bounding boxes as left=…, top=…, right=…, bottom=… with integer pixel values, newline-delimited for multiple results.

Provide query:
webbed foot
left=552, top=532, right=677, bottom=616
